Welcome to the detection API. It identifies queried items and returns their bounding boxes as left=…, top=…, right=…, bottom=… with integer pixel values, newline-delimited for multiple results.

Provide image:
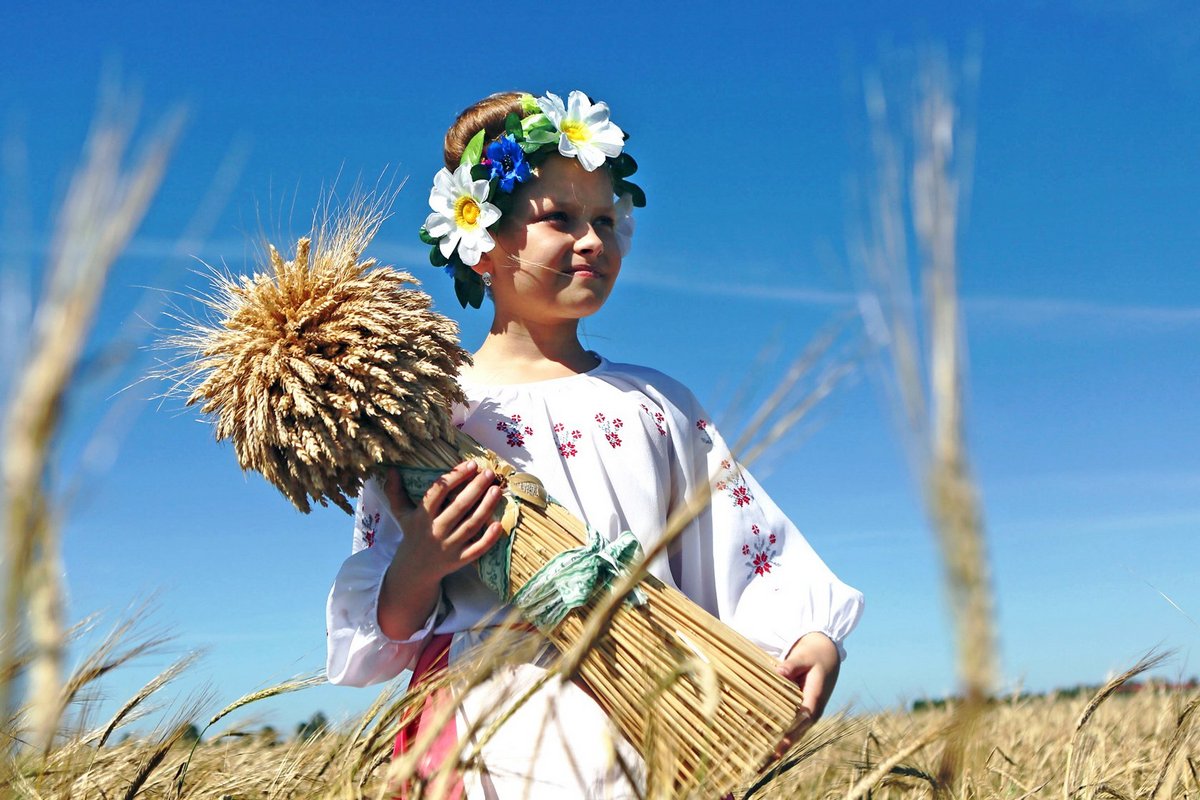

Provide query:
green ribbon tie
left=509, top=529, right=647, bottom=632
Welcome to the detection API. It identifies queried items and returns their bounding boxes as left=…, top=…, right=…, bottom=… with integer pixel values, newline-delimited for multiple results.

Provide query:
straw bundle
left=177, top=209, right=805, bottom=796
left=175, top=207, right=468, bottom=513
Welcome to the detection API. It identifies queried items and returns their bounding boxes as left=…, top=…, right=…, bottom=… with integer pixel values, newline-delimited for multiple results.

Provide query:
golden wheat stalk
left=88, top=650, right=201, bottom=749
left=170, top=673, right=327, bottom=798
left=855, top=49, right=996, bottom=789
left=1063, top=650, right=1169, bottom=799
left=1, top=92, right=181, bottom=753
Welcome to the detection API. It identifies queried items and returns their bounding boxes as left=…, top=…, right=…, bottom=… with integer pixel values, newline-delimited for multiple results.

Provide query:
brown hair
left=443, top=91, right=529, bottom=170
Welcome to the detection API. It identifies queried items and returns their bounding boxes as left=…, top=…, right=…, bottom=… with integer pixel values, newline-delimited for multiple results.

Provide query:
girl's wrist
left=378, top=554, right=444, bottom=640
left=785, top=631, right=838, bottom=662
left=385, top=554, right=444, bottom=595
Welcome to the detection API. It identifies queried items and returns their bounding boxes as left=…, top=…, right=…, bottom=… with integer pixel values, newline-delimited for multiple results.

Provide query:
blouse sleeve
left=325, top=477, right=446, bottom=687
left=651, top=378, right=864, bottom=662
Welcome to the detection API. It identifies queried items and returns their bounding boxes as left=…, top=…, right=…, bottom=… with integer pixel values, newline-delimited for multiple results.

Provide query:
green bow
left=510, top=529, right=647, bottom=631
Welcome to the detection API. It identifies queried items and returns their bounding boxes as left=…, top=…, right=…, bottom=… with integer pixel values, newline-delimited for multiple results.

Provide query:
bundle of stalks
left=173, top=204, right=805, bottom=796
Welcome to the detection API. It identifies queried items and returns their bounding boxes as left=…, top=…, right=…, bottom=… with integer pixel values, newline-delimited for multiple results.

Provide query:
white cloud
left=995, top=508, right=1200, bottom=538
left=7, top=236, right=1197, bottom=330
left=964, top=295, right=1200, bottom=329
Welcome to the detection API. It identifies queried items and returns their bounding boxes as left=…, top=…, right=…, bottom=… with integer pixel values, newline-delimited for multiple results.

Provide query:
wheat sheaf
left=175, top=205, right=469, bottom=513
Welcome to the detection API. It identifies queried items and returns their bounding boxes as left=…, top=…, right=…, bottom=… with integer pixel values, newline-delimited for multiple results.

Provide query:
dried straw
left=170, top=199, right=470, bottom=513
left=177, top=202, right=804, bottom=796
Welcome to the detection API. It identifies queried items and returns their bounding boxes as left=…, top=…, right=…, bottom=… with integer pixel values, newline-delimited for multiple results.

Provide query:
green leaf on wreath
left=461, top=129, right=486, bottom=167
left=611, top=153, right=638, bottom=178
left=454, top=272, right=470, bottom=308
left=505, top=112, right=523, bottom=139
left=615, top=179, right=647, bottom=208
left=467, top=274, right=484, bottom=309
left=523, top=127, right=558, bottom=146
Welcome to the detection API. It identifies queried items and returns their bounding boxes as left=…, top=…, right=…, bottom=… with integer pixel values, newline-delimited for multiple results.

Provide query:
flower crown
left=419, top=90, right=647, bottom=308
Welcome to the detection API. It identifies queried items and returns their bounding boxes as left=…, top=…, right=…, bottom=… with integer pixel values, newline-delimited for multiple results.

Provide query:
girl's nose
left=575, top=222, right=604, bottom=257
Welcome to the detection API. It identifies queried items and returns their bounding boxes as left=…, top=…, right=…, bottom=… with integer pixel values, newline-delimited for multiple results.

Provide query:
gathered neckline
left=457, top=352, right=609, bottom=391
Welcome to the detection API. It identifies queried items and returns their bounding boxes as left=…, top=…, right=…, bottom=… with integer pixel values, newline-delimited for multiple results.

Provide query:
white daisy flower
left=536, top=90, right=626, bottom=172
left=424, top=164, right=501, bottom=266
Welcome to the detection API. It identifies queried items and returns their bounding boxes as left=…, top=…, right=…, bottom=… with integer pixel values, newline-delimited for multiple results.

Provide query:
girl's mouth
left=566, top=264, right=602, bottom=278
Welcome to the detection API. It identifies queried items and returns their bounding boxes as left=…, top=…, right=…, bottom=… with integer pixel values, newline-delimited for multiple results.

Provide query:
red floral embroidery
left=640, top=403, right=667, bottom=436
left=718, top=459, right=753, bottom=509
left=358, top=509, right=381, bottom=548
left=595, top=413, right=624, bottom=448
left=552, top=422, right=583, bottom=458
left=696, top=418, right=713, bottom=446
left=497, top=414, right=531, bottom=448
left=744, top=521, right=780, bottom=579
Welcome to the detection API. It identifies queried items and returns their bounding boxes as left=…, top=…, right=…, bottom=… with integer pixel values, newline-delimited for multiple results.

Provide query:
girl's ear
left=472, top=250, right=494, bottom=277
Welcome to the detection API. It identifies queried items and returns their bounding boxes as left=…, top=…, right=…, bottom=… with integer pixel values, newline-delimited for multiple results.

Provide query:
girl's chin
left=555, top=286, right=613, bottom=314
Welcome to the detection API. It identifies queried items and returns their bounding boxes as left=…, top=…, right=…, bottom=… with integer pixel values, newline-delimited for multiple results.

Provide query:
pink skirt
left=393, top=632, right=464, bottom=800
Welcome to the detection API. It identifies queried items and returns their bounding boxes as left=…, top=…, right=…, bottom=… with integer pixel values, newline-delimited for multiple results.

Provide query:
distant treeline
left=911, top=677, right=1200, bottom=712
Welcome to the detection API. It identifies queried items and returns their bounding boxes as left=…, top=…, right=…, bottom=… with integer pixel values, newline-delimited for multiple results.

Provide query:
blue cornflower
left=485, top=134, right=531, bottom=193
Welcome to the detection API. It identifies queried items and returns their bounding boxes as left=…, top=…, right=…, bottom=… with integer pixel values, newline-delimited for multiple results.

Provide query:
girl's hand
left=385, top=460, right=506, bottom=578
left=771, top=631, right=841, bottom=759
left=376, top=461, right=505, bottom=640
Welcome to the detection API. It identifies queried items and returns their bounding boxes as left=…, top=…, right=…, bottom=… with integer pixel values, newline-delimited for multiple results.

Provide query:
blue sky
left=2, top=1, right=1197, bottom=732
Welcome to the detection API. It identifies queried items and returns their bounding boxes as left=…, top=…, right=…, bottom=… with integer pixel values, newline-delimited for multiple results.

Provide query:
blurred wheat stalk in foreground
left=0, top=85, right=182, bottom=752
left=853, top=48, right=997, bottom=788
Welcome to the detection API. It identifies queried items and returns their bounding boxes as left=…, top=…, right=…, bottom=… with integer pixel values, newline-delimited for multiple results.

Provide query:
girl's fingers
left=422, top=460, right=479, bottom=512
left=460, top=521, right=506, bottom=564
left=800, top=668, right=828, bottom=720
left=444, top=484, right=502, bottom=549
left=770, top=708, right=814, bottom=762
left=437, top=468, right=498, bottom=535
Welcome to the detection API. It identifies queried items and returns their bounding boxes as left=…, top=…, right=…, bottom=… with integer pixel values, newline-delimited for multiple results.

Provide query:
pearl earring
left=481, top=273, right=492, bottom=287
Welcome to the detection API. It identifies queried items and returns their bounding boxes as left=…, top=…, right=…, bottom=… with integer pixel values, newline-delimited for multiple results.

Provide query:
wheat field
left=3, top=60, right=1196, bottom=800
left=3, top=656, right=1196, bottom=798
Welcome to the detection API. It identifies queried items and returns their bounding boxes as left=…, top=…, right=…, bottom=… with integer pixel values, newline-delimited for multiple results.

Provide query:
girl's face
left=479, top=155, right=621, bottom=326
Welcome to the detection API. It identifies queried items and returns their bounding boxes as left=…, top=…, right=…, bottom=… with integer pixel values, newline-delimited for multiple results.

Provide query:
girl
left=326, top=90, right=864, bottom=798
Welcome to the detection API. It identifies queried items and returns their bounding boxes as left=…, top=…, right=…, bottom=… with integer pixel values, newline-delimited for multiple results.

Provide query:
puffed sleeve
left=325, top=477, right=446, bottom=686
left=648, top=378, right=864, bottom=661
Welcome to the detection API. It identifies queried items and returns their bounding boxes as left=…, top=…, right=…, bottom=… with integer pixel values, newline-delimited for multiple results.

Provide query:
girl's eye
left=594, top=215, right=615, bottom=229
left=542, top=211, right=569, bottom=224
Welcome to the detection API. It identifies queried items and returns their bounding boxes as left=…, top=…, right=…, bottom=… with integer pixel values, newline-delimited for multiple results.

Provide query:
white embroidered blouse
left=326, top=356, right=864, bottom=687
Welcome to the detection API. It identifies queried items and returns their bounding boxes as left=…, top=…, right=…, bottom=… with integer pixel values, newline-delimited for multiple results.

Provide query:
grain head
left=174, top=204, right=470, bottom=513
